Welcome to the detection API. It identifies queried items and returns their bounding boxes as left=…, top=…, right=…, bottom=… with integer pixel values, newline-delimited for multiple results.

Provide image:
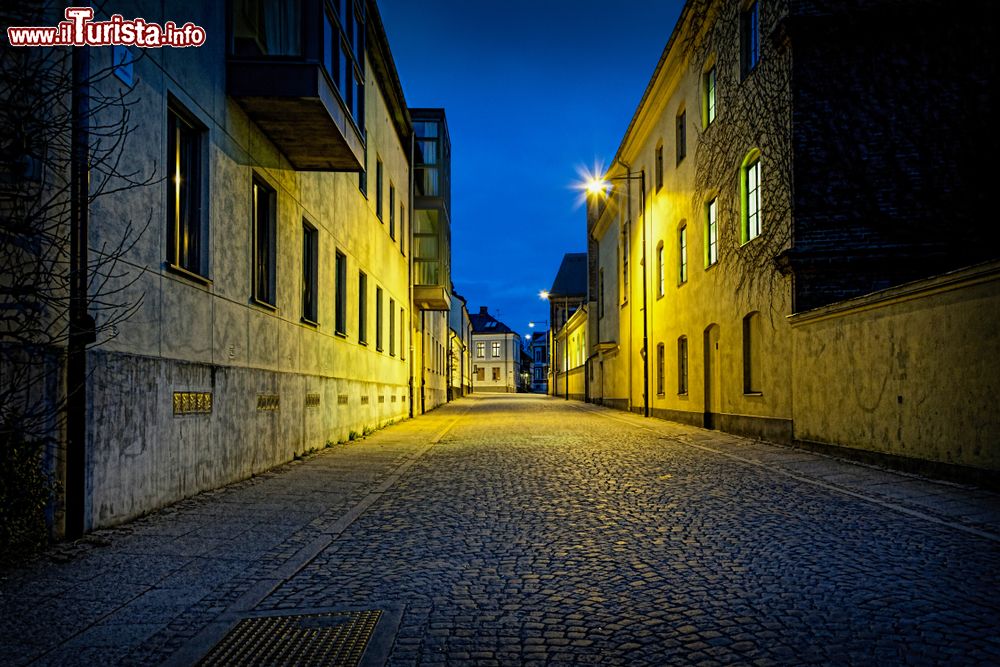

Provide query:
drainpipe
left=408, top=132, right=414, bottom=418
left=66, top=46, right=94, bottom=539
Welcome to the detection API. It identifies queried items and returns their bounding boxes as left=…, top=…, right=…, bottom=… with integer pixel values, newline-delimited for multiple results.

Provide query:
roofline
left=366, top=0, right=412, bottom=145
left=608, top=0, right=694, bottom=176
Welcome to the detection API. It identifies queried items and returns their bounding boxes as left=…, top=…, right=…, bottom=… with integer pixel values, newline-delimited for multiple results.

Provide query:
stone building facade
left=3, top=1, right=457, bottom=532
left=584, top=0, right=998, bottom=477
left=470, top=307, right=521, bottom=393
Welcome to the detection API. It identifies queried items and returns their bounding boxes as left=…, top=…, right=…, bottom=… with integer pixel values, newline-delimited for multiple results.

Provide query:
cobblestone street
left=3, top=395, right=999, bottom=666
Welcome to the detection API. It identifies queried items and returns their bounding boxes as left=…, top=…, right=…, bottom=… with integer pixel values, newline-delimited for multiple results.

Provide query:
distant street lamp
left=586, top=164, right=650, bottom=418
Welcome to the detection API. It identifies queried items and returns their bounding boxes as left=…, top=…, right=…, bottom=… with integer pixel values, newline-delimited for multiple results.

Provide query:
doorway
left=703, top=324, right=721, bottom=429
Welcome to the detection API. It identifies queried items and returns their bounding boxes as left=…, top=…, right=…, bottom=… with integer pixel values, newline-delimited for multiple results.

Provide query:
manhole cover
left=198, top=610, right=382, bottom=666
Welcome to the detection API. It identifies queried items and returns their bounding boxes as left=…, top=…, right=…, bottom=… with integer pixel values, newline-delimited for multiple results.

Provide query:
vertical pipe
left=66, top=46, right=90, bottom=539
left=640, top=170, right=649, bottom=418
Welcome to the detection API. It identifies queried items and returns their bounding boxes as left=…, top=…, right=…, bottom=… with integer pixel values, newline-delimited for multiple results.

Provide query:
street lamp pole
left=586, top=164, right=650, bottom=418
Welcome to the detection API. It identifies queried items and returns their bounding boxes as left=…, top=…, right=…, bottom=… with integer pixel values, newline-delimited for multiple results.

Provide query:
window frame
left=678, top=336, right=689, bottom=395
left=375, top=285, right=383, bottom=351
left=656, top=241, right=665, bottom=298
left=335, top=250, right=347, bottom=336
left=251, top=174, right=277, bottom=308
left=358, top=270, right=368, bottom=344
left=655, top=143, right=664, bottom=192
left=492, top=341, right=501, bottom=358
left=706, top=197, right=719, bottom=267
left=703, top=65, right=717, bottom=127
left=375, top=156, right=383, bottom=221
left=675, top=109, right=687, bottom=165
left=678, top=224, right=688, bottom=285
left=301, top=220, right=319, bottom=325
left=741, top=152, right=762, bottom=244
left=476, top=341, right=485, bottom=359
left=656, top=342, right=665, bottom=396
left=743, top=312, right=763, bottom=394
left=167, top=104, right=208, bottom=279
left=741, top=1, right=760, bottom=79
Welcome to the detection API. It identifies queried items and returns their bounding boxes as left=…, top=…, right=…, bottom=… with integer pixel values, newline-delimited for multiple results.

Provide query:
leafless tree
left=1, top=3, right=156, bottom=552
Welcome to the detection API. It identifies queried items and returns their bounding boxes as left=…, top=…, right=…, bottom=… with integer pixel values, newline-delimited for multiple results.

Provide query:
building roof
left=549, top=253, right=588, bottom=297
left=528, top=329, right=548, bottom=343
left=470, top=306, right=515, bottom=335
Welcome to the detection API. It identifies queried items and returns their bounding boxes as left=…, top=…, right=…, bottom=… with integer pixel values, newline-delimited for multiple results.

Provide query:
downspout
left=408, top=132, right=414, bottom=418
left=66, top=45, right=94, bottom=538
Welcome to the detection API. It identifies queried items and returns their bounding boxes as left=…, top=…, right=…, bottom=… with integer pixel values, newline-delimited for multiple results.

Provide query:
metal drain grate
left=198, top=610, right=382, bottom=666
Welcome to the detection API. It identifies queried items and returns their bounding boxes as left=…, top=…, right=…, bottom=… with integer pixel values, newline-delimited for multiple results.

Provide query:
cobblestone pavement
left=2, top=395, right=999, bottom=666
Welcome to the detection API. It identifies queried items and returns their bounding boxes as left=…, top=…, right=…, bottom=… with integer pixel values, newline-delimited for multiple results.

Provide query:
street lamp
left=585, top=163, right=650, bottom=418
left=541, top=290, right=570, bottom=401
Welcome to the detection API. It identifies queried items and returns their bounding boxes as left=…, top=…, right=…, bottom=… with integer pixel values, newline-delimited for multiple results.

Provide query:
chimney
left=479, top=306, right=488, bottom=315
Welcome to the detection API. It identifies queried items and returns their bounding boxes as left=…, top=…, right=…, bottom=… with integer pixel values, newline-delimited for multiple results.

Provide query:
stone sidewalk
left=1, top=395, right=998, bottom=666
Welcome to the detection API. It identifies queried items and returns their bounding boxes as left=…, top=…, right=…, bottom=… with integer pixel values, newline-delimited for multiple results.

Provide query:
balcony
left=227, top=0, right=365, bottom=171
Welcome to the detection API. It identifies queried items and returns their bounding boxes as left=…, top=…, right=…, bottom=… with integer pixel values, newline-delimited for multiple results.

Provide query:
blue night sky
left=379, top=0, right=685, bottom=342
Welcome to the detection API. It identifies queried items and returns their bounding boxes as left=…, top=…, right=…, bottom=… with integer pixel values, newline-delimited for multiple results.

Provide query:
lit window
left=335, top=251, right=347, bottom=335
left=678, top=225, right=688, bottom=284
left=251, top=176, right=276, bottom=306
left=302, top=221, right=318, bottom=324
left=704, top=66, right=717, bottom=126
left=706, top=198, right=718, bottom=266
left=476, top=341, right=485, bottom=358
left=678, top=336, right=688, bottom=394
left=492, top=341, right=501, bottom=358
left=743, top=155, right=762, bottom=242
left=167, top=106, right=206, bottom=277
left=741, top=1, right=760, bottom=78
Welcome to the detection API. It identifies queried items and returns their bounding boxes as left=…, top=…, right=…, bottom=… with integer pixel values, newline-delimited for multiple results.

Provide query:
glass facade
left=411, top=110, right=452, bottom=300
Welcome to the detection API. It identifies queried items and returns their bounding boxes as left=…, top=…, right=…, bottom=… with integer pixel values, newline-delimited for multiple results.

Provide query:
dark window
left=335, top=251, right=347, bottom=335
left=389, top=297, right=396, bottom=356
left=358, top=271, right=367, bottom=344
left=743, top=312, right=762, bottom=393
left=167, top=107, right=205, bottom=276
left=655, top=144, right=663, bottom=191
left=375, top=286, right=383, bottom=351
left=302, top=221, right=318, bottom=323
left=598, top=268, right=605, bottom=319
left=492, top=367, right=500, bottom=381
left=232, top=0, right=302, bottom=57
left=252, top=176, right=277, bottom=306
left=400, top=307, right=406, bottom=359
left=622, top=222, right=630, bottom=303
left=389, top=183, right=395, bottom=239
left=376, top=157, right=383, bottom=221
left=741, top=1, right=760, bottom=78
left=657, top=242, right=665, bottom=297
left=358, top=131, right=367, bottom=194
left=676, top=110, right=686, bottom=165
left=656, top=343, right=665, bottom=395
left=320, top=0, right=364, bottom=130
left=678, top=336, right=688, bottom=394
left=400, top=203, right=405, bottom=254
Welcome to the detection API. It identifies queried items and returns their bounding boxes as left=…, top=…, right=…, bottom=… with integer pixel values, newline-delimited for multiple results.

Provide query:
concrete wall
left=791, top=262, right=1000, bottom=471
left=77, top=3, right=412, bottom=528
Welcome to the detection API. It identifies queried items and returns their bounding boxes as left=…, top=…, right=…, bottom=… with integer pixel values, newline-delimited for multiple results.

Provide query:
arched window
left=740, top=150, right=762, bottom=243
left=743, top=312, right=762, bottom=394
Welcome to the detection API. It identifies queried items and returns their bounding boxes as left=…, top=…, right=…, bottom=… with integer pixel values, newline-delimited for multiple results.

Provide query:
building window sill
left=250, top=296, right=277, bottom=312
left=300, top=317, right=319, bottom=328
left=165, top=263, right=212, bottom=287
